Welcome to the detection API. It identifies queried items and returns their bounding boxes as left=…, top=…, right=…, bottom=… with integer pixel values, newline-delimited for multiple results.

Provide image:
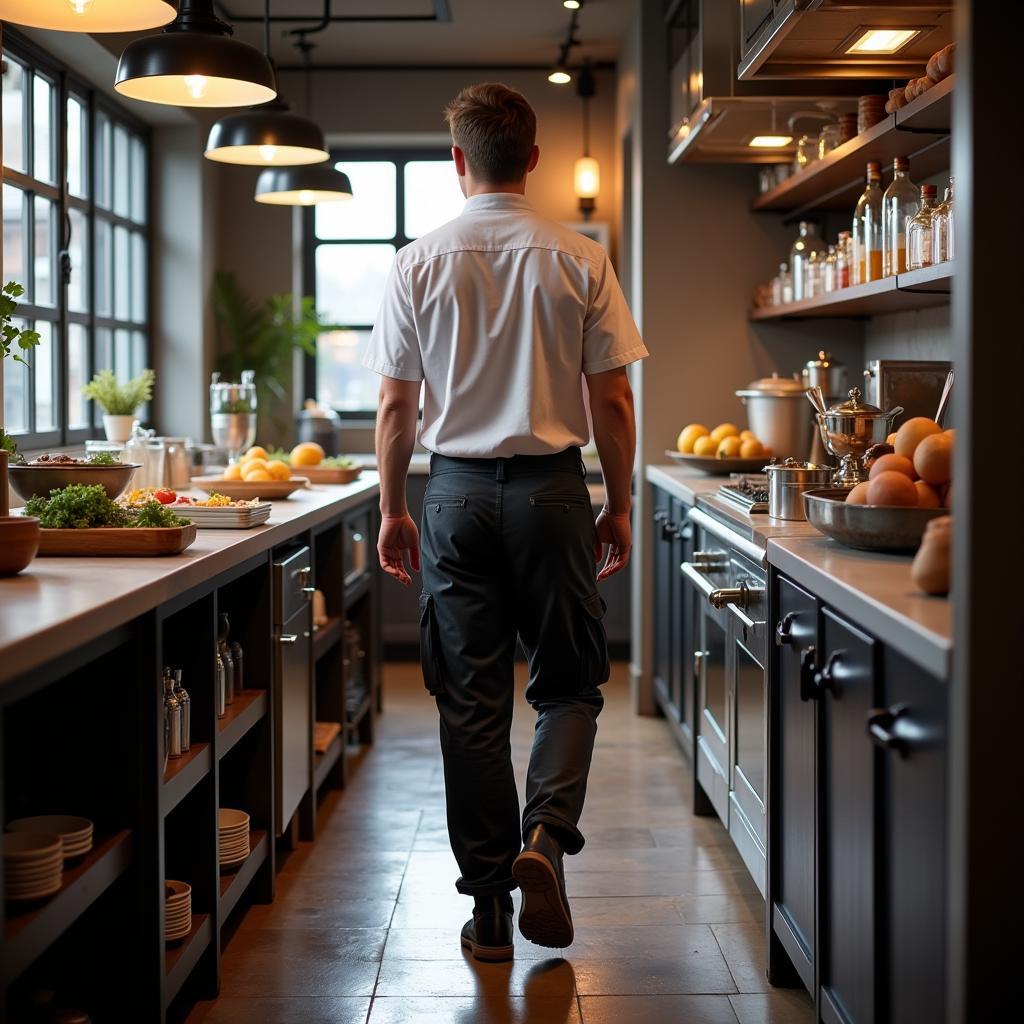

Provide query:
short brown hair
left=444, top=83, right=537, bottom=183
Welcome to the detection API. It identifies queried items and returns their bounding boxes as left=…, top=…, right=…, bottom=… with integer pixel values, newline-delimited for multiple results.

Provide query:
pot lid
left=737, top=372, right=805, bottom=397
left=804, top=350, right=843, bottom=370
left=827, top=386, right=884, bottom=415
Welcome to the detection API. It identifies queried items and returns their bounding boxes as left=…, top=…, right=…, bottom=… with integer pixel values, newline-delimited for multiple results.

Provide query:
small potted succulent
left=82, top=368, right=156, bottom=442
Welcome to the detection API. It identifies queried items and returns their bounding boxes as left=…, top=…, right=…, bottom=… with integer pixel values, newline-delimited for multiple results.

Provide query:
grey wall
left=864, top=307, right=952, bottom=364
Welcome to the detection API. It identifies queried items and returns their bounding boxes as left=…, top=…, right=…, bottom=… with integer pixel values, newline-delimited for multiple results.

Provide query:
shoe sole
left=459, top=935, right=514, bottom=963
left=512, top=850, right=574, bottom=948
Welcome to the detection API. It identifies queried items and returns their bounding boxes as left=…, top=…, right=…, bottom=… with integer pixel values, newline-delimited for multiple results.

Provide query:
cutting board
left=36, top=523, right=198, bottom=556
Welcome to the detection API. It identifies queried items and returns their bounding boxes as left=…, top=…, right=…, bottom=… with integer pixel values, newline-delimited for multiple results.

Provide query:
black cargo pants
left=418, top=446, right=609, bottom=896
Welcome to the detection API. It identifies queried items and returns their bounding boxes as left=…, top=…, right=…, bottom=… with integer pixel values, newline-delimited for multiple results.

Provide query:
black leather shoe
left=460, top=896, right=514, bottom=962
left=513, top=824, right=574, bottom=948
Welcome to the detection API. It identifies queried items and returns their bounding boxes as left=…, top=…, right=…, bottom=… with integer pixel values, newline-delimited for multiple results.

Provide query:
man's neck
left=463, top=181, right=527, bottom=198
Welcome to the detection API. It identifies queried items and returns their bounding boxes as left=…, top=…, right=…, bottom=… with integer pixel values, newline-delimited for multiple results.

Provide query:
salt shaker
left=215, top=650, right=226, bottom=719
left=172, top=669, right=191, bottom=753
left=218, top=613, right=235, bottom=707
left=163, top=668, right=182, bottom=760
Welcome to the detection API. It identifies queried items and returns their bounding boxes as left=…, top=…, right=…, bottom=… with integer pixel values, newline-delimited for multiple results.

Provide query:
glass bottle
left=836, top=231, right=851, bottom=289
left=172, top=669, right=191, bottom=753
left=789, top=221, right=827, bottom=302
left=779, top=263, right=793, bottom=304
left=215, top=650, right=226, bottom=719
left=805, top=248, right=824, bottom=298
left=218, top=613, right=235, bottom=707
left=230, top=639, right=244, bottom=694
left=852, top=160, right=883, bottom=285
left=931, top=176, right=954, bottom=264
left=907, top=184, right=939, bottom=270
left=163, top=668, right=182, bottom=762
left=823, top=245, right=838, bottom=293
left=882, top=156, right=919, bottom=276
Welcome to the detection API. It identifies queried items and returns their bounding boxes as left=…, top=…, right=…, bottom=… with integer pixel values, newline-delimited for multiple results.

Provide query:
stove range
left=718, top=474, right=769, bottom=514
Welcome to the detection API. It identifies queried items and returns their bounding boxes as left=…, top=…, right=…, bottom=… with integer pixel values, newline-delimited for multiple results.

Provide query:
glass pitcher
left=210, top=370, right=257, bottom=464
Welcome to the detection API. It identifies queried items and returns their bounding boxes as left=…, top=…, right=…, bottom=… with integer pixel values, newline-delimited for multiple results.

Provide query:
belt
left=428, top=446, right=586, bottom=481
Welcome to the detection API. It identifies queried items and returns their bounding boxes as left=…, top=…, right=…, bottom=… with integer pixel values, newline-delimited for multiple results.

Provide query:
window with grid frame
left=303, top=149, right=465, bottom=417
left=2, top=30, right=151, bottom=449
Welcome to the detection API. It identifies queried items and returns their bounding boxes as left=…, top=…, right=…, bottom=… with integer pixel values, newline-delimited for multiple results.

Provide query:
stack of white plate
left=7, top=815, right=94, bottom=860
left=165, top=879, right=192, bottom=942
left=4, top=833, right=63, bottom=902
left=218, top=808, right=250, bottom=868
left=177, top=503, right=272, bottom=530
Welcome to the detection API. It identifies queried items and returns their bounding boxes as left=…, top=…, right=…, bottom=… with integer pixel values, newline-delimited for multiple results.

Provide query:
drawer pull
left=662, top=521, right=679, bottom=540
left=301, top=587, right=316, bottom=595
left=799, top=647, right=819, bottom=702
left=867, top=703, right=910, bottom=754
left=775, top=613, right=796, bottom=646
left=814, top=651, right=842, bottom=695
left=653, top=510, right=668, bottom=524
left=278, top=633, right=298, bottom=645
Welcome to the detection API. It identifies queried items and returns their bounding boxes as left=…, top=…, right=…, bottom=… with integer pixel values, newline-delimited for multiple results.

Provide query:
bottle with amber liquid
left=907, top=184, right=939, bottom=270
left=882, top=155, right=918, bottom=276
left=852, top=161, right=883, bottom=285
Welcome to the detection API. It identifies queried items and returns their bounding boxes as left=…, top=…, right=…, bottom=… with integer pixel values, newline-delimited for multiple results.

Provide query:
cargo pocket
left=418, top=591, right=445, bottom=696
left=579, top=591, right=611, bottom=689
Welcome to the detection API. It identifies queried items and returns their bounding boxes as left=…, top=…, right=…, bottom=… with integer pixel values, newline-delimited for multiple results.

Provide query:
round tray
left=191, top=476, right=309, bottom=500
left=664, top=451, right=768, bottom=476
left=803, top=488, right=947, bottom=552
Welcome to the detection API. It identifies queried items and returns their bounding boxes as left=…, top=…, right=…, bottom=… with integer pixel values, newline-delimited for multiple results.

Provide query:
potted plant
left=82, top=368, right=156, bottom=442
left=1, top=281, right=41, bottom=519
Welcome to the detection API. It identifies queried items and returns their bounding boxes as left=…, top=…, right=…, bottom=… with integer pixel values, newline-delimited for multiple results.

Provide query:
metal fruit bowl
left=8, top=463, right=140, bottom=503
left=803, top=488, right=947, bottom=553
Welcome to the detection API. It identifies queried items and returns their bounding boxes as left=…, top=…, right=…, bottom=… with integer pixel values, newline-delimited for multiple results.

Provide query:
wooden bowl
left=0, top=516, right=41, bottom=576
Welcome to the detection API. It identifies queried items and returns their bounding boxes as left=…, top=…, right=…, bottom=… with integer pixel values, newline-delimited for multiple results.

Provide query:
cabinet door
left=651, top=487, right=672, bottom=708
left=674, top=501, right=696, bottom=747
left=668, top=497, right=688, bottom=720
left=275, top=609, right=312, bottom=834
left=819, top=608, right=878, bottom=1024
left=876, top=651, right=947, bottom=1024
left=769, top=575, right=819, bottom=993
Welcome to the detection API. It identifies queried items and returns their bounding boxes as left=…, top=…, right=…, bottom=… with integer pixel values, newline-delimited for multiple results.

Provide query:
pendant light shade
left=114, top=0, right=276, bottom=109
left=255, top=165, right=354, bottom=206
left=205, top=103, right=328, bottom=166
left=0, top=0, right=175, bottom=32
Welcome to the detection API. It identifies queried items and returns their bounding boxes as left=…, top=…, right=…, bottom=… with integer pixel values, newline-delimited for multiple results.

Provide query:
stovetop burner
left=718, top=474, right=769, bottom=514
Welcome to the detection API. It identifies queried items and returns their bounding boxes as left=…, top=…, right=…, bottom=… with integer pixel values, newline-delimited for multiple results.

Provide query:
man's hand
left=378, top=512, right=420, bottom=586
left=594, top=507, right=631, bottom=581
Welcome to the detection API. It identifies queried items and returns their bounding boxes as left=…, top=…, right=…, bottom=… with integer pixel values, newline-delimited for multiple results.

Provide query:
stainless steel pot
left=764, top=459, right=833, bottom=520
left=735, top=374, right=808, bottom=460
left=802, top=350, right=846, bottom=399
left=812, top=387, right=904, bottom=485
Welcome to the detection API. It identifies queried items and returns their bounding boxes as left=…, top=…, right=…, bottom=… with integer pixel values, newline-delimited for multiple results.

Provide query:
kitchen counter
left=0, top=475, right=380, bottom=686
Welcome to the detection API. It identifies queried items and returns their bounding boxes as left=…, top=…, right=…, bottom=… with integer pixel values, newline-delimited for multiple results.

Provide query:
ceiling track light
left=115, top=0, right=277, bottom=109
left=0, top=0, right=175, bottom=32
left=548, top=1, right=583, bottom=85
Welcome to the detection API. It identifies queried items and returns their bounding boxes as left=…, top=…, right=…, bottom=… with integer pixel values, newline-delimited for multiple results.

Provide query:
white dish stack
left=4, top=833, right=64, bottom=901
left=165, top=879, right=192, bottom=942
left=178, top=502, right=272, bottom=530
left=218, top=808, right=250, bottom=869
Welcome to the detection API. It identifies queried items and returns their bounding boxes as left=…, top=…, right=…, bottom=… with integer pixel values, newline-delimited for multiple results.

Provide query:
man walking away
left=364, top=82, right=647, bottom=961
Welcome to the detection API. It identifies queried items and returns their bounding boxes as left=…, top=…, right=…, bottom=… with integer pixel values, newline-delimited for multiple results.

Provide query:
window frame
left=302, top=146, right=454, bottom=419
left=2, top=28, right=152, bottom=450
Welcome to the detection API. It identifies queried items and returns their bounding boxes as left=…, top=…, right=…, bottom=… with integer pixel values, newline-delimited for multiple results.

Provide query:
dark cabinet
left=673, top=498, right=696, bottom=750
left=652, top=488, right=672, bottom=708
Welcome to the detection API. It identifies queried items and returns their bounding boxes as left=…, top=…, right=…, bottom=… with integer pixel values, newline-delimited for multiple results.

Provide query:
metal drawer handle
left=653, top=510, right=668, bottom=524
left=293, top=566, right=312, bottom=580
left=799, top=646, right=819, bottom=702
left=278, top=633, right=298, bottom=644
left=867, top=703, right=910, bottom=754
left=814, top=651, right=842, bottom=696
left=693, top=649, right=706, bottom=680
left=775, top=613, right=796, bottom=646
left=681, top=561, right=718, bottom=601
left=301, top=587, right=316, bottom=595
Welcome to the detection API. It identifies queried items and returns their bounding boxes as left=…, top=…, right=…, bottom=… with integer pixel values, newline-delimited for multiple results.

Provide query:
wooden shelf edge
left=897, top=261, right=954, bottom=293
left=162, top=743, right=212, bottom=816
left=218, top=831, right=268, bottom=922
left=164, top=913, right=211, bottom=1007
left=3, top=830, right=133, bottom=986
left=312, top=616, right=342, bottom=661
left=217, top=689, right=268, bottom=760
left=896, top=74, right=955, bottom=131
left=314, top=732, right=344, bottom=791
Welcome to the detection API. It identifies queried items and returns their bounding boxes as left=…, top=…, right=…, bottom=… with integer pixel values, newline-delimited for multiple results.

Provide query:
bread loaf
left=936, top=42, right=955, bottom=78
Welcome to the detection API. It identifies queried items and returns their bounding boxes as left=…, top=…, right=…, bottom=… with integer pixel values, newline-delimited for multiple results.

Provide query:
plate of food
left=268, top=443, right=364, bottom=484
left=8, top=452, right=140, bottom=502
left=120, top=489, right=272, bottom=529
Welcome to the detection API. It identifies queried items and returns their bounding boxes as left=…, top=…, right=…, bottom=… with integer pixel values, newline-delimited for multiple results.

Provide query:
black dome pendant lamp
left=115, top=0, right=276, bottom=109
left=205, top=1, right=328, bottom=166
left=0, top=0, right=175, bottom=33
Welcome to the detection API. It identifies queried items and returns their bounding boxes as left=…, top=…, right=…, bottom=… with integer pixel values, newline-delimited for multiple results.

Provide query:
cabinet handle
left=775, top=613, right=796, bottom=646
left=867, top=703, right=911, bottom=755
left=278, top=633, right=298, bottom=644
left=814, top=651, right=842, bottom=696
left=693, top=649, right=706, bottom=680
left=662, top=521, right=679, bottom=540
left=301, top=587, right=316, bottom=595
left=799, top=646, right=819, bottom=701
left=654, top=510, right=668, bottom=524
left=679, top=524, right=693, bottom=541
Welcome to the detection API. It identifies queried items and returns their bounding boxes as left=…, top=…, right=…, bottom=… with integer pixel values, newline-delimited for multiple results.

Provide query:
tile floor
left=188, top=662, right=814, bottom=1024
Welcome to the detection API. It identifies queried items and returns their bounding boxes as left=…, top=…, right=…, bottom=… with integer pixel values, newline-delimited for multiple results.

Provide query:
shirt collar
left=462, top=192, right=533, bottom=213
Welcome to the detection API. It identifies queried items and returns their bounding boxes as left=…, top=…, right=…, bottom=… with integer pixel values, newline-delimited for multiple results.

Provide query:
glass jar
left=836, top=231, right=851, bottom=289
left=882, top=156, right=919, bottom=276
left=823, top=245, right=839, bottom=293
left=817, top=122, right=842, bottom=160
left=907, top=184, right=939, bottom=270
left=931, top=177, right=954, bottom=264
left=789, top=221, right=827, bottom=302
left=210, top=370, right=257, bottom=465
left=852, top=161, right=883, bottom=285
left=796, top=134, right=818, bottom=171
left=779, top=263, right=793, bottom=304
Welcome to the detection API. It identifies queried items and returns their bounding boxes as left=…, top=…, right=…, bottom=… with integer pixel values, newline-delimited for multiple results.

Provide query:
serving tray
left=191, top=475, right=309, bottom=500
left=296, top=463, right=363, bottom=484
left=664, top=450, right=769, bottom=476
left=36, top=523, right=197, bottom=556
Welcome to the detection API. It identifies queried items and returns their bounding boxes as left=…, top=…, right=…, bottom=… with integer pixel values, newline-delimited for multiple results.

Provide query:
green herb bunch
left=26, top=484, right=186, bottom=529
left=82, top=368, right=155, bottom=416
left=87, top=452, right=121, bottom=466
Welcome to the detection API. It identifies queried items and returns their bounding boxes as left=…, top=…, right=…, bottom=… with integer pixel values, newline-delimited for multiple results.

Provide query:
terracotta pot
left=0, top=449, right=8, bottom=517
left=0, top=516, right=40, bottom=577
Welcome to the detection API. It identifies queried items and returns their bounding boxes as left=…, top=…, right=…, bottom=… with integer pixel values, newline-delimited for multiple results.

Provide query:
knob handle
left=775, top=613, right=796, bottom=646
left=710, top=584, right=746, bottom=610
left=799, top=646, right=819, bottom=701
left=867, top=703, right=910, bottom=754
left=814, top=651, right=842, bottom=695
left=653, top=510, right=668, bottom=524
left=662, top=521, right=679, bottom=540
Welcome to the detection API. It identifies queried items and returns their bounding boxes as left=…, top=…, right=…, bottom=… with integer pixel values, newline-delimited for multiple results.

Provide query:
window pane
left=114, top=226, right=130, bottom=320
left=131, top=232, right=147, bottom=322
left=68, top=207, right=89, bottom=313
left=316, top=329, right=383, bottom=412
left=67, top=95, right=88, bottom=198
left=68, top=323, right=90, bottom=430
left=95, top=219, right=112, bottom=316
left=114, top=328, right=131, bottom=382
left=132, top=331, right=147, bottom=378
left=315, top=243, right=395, bottom=325
left=3, top=318, right=29, bottom=433
left=95, top=112, right=112, bottom=210
left=33, top=321, right=57, bottom=431
left=3, top=186, right=26, bottom=286
left=113, top=125, right=130, bottom=217
left=94, top=327, right=113, bottom=371
left=2, top=59, right=26, bottom=174
left=131, top=136, right=146, bottom=223
left=315, top=161, right=396, bottom=240
left=33, top=75, right=54, bottom=184
left=404, top=161, right=465, bottom=238
left=34, top=196, right=55, bottom=307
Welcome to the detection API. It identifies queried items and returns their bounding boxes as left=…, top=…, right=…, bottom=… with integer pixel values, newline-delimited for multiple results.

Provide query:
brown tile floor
left=189, top=663, right=814, bottom=1024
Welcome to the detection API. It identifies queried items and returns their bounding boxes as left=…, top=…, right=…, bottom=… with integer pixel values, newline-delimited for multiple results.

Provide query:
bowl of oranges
left=666, top=423, right=774, bottom=475
left=191, top=445, right=309, bottom=500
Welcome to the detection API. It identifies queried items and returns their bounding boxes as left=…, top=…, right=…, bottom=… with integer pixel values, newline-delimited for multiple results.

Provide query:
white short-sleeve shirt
left=363, top=191, right=647, bottom=458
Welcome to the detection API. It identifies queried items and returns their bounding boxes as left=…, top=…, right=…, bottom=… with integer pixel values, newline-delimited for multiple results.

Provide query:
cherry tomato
left=154, top=489, right=176, bottom=504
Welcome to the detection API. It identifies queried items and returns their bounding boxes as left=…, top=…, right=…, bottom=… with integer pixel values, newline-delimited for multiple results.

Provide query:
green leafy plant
left=82, top=368, right=155, bottom=416
left=25, top=484, right=185, bottom=529
left=212, top=271, right=341, bottom=440
left=87, top=452, right=121, bottom=466
left=1, top=281, right=41, bottom=460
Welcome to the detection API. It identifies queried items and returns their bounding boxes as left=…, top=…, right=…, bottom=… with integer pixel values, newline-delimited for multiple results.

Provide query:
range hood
left=668, top=0, right=878, bottom=164
left=738, top=0, right=954, bottom=81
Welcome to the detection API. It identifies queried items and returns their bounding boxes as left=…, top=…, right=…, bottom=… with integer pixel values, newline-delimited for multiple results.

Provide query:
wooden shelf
left=312, top=616, right=342, bottom=661
left=164, top=912, right=211, bottom=1008
left=313, top=731, right=343, bottom=791
left=218, top=830, right=268, bottom=922
left=217, top=689, right=268, bottom=759
left=162, top=742, right=212, bottom=816
left=3, top=830, right=133, bottom=986
left=752, top=77, right=954, bottom=216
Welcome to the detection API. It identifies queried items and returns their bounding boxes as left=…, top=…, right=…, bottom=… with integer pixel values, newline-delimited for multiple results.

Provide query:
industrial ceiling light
left=254, top=163, right=353, bottom=206
left=844, top=27, right=922, bottom=55
left=549, top=1, right=582, bottom=86
left=0, top=0, right=175, bottom=32
left=115, top=0, right=276, bottom=109
left=548, top=65, right=572, bottom=85
left=748, top=135, right=793, bottom=148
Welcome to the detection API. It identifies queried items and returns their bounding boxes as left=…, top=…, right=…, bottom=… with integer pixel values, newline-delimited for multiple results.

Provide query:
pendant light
left=114, top=0, right=276, bottom=109
left=0, top=0, right=175, bottom=32
left=205, top=2, right=328, bottom=165
left=573, top=62, right=600, bottom=219
left=254, top=40, right=353, bottom=206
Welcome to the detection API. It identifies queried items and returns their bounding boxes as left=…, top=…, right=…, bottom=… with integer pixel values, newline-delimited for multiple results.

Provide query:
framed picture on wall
left=564, top=221, right=611, bottom=251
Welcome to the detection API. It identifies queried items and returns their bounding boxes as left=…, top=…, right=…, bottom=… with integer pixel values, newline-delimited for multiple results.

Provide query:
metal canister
left=230, top=640, right=244, bottom=693
left=172, top=669, right=191, bottom=753
left=218, top=613, right=235, bottom=706
left=215, top=651, right=226, bottom=719
left=163, top=668, right=182, bottom=760
left=765, top=459, right=833, bottom=520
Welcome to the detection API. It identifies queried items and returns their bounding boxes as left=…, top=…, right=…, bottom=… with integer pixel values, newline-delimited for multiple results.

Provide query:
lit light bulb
left=574, top=156, right=600, bottom=199
left=299, top=189, right=315, bottom=205
left=258, top=145, right=278, bottom=162
left=67, top=0, right=95, bottom=14
left=184, top=75, right=208, bottom=100
left=563, top=1, right=581, bottom=8
left=548, top=68, right=572, bottom=85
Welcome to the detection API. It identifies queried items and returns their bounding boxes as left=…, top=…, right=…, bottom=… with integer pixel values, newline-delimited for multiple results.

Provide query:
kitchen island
left=0, top=476, right=382, bottom=1021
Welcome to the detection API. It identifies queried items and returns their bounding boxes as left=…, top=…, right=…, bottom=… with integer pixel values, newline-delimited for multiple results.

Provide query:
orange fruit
left=913, top=432, right=952, bottom=485
left=693, top=436, right=718, bottom=457
left=267, top=460, right=292, bottom=481
left=846, top=482, right=871, bottom=504
left=740, top=430, right=757, bottom=442
left=677, top=424, right=709, bottom=454
left=867, top=471, right=919, bottom=508
left=894, top=417, right=941, bottom=460
left=243, top=445, right=268, bottom=462
left=914, top=481, right=941, bottom=508
left=739, top=438, right=764, bottom=459
left=242, top=468, right=272, bottom=482
left=717, top=436, right=743, bottom=458
left=868, top=453, right=916, bottom=481
left=223, top=463, right=243, bottom=481
left=290, top=441, right=325, bottom=467
left=241, top=458, right=267, bottom=474
left=710, top=423, right=740, bottom=443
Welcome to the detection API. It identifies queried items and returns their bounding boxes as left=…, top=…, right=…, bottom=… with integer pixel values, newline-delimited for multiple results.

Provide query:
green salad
left=25, top=484, right=187, bottom=529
